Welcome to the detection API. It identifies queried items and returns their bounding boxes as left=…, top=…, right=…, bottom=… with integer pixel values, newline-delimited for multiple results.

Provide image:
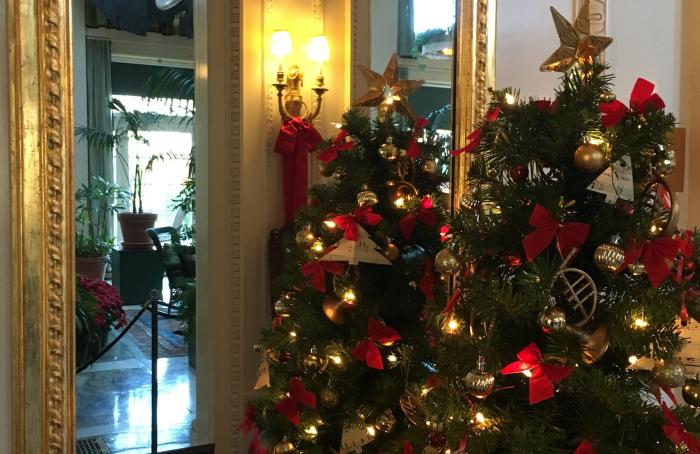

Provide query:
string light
left=522, top=369, right=532, bottom=378
left=633, top=317, right=649, bottom=330
left=323, top=219, right=337, bottom=229
left=393, top=197, right=406, bottom=208
left=629, top=355, right=639, bottom=365
left=304, top=425, right=318, bottom=437
left=366, top=426, right=376, bottom=437
left=329, top=354, right=343, bottom=365
left=505, top=93, right=516, bottom=105
left=475, top=412, right=486, bottom=424
left=443, top=316, right=461, bottom=335
left=311, top=239, right=325, bottom=254
left=289, top=331, right=297, bottom=338
left=341, top=289, right=357, bottom=305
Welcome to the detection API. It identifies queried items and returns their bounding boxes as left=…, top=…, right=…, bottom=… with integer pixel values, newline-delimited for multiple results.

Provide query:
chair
left=147, top=226, right=195, bottom=317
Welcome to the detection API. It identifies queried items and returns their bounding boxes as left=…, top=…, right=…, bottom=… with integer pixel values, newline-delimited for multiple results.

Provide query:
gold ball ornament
left=334, top=168, right=348, bottom=180
left=462, top=356, right=495, bottom=399
left=375, top=410, right=397, bottom=433
left=319, top=386, right=340, bottom=408
left=271, top=441, right=296, bottom=454
left=594, top=242, right=625, bottom=274
left=628, top=262, right=646, bottom=276
left=302, top=347, right=328, bottom=372
left=322, top=295, right=348, bottom=324
left=319, top=162, right=334, bottom=177
left=576, top=324, right=610, bottom=365
left=386, top=180, right=419, bottom=208
left=652, top=358, right=687, bottom=388
left=357, top=185, right=379, bottom=207
left=683, top=374, right=700, bottom=407
left=384, top=243, right=401, bottom=262
left=274, top=294, right=293, bottom=317
left=538, top=305, right=567, bottom=331
left=295, top=227, right=316, bottom=248
left=574, top=143, right=607, bottom=173
left=434, top=248, right=460, bottom=274
left=654, top=148, right=676, bottom=176
left=379, top=141, right=399, bottom=161
left=399, top=390, right=426, bottom=426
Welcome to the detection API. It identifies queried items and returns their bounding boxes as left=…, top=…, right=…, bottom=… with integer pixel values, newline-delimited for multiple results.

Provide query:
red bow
left=317, top=129, right=355, bottom=163
left=522, top=204, right=589, bottom=262
left=600, top=78, right=666, bottom=128
left=451, top=107, right=500, bottom=156
left=623, top=237, right=681, bottom=288
left=406, top=117, right=430, bottom=159
left=402, top=441, right=414, bottom=454
left=574, top=440, right=596, bottom=454
left=662, top=403, right=700, bottom=453
left=238, top=404, right=269, bottom=454
left=333, top=206, right=382, bottom=241
left=352, top=318, right=401, bottom=370
left=419, top=257, right=436, bottom=300
left=301, top=260, right=346, bottom=293
left=444, top=288, right=462, bottom=316
left=674, top=230, right=696, bottom=284
left=274, top=377, right=317, bottom=425
left=500, top=342, right=574, bottom=405
left=399, top=197, right=437, bottom=240
left=274, top=117, right=324, bottom=222
left=534, top=99, right=557, bottom=113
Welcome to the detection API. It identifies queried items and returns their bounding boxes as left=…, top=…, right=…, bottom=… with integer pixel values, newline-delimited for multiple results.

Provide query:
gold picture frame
left=8, top=0, right=75, bottom=452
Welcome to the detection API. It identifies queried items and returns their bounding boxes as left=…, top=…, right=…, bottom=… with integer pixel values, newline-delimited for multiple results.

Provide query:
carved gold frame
left=8, top=0, right=75, bottom=452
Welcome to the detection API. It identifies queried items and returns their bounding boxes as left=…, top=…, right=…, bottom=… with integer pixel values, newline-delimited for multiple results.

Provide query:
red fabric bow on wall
left=274, top=377, right=317, bottom=425
left=522, top=204, right=590, bottom=262
left=300, top=260, right=346, bottom=293
left=317, top=129, right=355, bottom=163
left=662, top=403, right=700, bottom=454
left=623, top=236, right=681, bottom=288
left=451, top=107, right=501, bottom=156
left=274, top=117, right=324, bottom=223
left=352, top=318, right=401, bottom=370
left=500, top=342, right=574, bottom=405
left=406, top=117, right=430, bottom=159
left=333, top=206, right=382, bottom=240
left=399, top=197, right=437, bottom=240
left=599, top=78, right=666, bottom=128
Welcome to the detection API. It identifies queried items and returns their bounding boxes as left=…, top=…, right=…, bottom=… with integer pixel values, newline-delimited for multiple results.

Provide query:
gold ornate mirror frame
left=8, top=0, right=75, bottom=452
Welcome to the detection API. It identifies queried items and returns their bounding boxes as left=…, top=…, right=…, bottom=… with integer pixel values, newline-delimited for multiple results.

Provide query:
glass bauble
left=295, top=227, right=316, bottom=248
left=357, top=185, right=379, bottom=207
left=462, top=356, right=495, bottom=399
left=574, top=143, right=606, bottom=173
left=379, top=141, right=399, bottom=160
left=683, top=374, right=700, bottom=407
left=434, top=248, right=460, bottom=274
left=271, top=441, right=296, bottom=454
left=652, top=358, right=687, bottom=388
left=594, top=242, right=625, bottom=274
left=319, top=386, right=340, bottom=408
left=538, top=305, right=567, bottom=331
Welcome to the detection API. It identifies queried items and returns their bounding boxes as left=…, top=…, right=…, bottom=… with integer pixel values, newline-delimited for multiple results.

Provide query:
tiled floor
left=76, top=306, right=195, bottom=453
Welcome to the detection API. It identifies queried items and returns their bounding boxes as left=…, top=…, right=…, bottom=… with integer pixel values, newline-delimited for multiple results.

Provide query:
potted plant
left=75, top=176, right=130, bottom=279
left=117, top=154, right=162, bottom=250
left=76, top=275, right=127, bottom=369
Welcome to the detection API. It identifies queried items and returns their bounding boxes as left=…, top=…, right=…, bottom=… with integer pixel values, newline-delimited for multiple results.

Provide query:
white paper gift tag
left=254, top=353, right=270, bottom=390
left=339, top=425, right=375, bottom=453
left=587, top=155, right=634, bottom=204
left=320, top=225, right=392, bottom=266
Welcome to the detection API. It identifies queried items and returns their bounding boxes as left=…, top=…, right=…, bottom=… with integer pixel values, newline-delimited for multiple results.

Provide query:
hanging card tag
left=254, top=353, right=270, bottom=390
left=627, top=355, right=655, bottom=371
left=587, top=155, right=634, bottom=204
left=320, top=225, right=392, bottom=266
left=339, top=425, right=375, bottom=453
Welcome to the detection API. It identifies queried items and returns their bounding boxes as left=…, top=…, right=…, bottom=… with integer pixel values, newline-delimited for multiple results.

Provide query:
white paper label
left=339, top=425, right=375, bottom=453
left=587, top=155, right=634, bottom=204
left=254, top=354, right=270, bottom=390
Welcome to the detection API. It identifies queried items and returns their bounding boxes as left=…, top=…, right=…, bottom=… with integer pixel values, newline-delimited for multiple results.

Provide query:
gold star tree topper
left=352, top=53, right=424, bottom=121
left=540, top=0, right=613, bottom=72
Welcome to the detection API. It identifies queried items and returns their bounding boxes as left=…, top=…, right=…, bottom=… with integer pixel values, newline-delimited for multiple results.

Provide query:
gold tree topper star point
left=540, top=0, right=613, bottom=72
left=352, top=53, right=424, bottom=121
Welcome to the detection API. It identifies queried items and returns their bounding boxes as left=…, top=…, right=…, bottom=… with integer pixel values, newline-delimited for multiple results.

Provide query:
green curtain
left=86, top=38, right=113, bottom=181
left=398, top=0, right=415, bottom=57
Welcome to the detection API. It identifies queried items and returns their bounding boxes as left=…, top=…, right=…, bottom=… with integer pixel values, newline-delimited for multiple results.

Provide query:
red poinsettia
left=78, top=275, right=127, bottom=329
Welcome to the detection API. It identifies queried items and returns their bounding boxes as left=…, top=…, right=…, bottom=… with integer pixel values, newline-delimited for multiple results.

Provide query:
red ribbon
left=317, top=129, right=355, bottom=163
left=406, top=117, right=430, bottom=159
left=300, top=260, right=346, bottom=293
left=522, top=204, right=590, bottom=262
left=274, top=377, right=317, bottom=425
left=352, top=318, right=401, bottom=370
left=444, top=288, right=462, bottom=315
left=419, top=257, right=436, bottom=300
left=400, top=197, right=437, bottom=240
left=600, top=78, right=666, bottom=128
left=451, top=107, right=500, bottom=156
left=534, top=99, right=557, bottom=113
left=333, top=206, right=382, bottom=241
left=500, top=342, right=574, bottom=405
left=623, top=237, right=681, bottom=288
left=662, top=402, right=700, bottom=453
left=440, top=225, right=451, bottom=243
left=274, top=117, right=324, bottom=222
left=238, top=404, right=269, bottom=454
left=574, top=440, right=596, bottom=454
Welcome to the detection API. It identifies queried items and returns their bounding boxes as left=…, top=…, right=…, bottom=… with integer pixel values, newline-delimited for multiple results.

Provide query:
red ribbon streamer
left=274, top=117, right=324, bottom=222
left=400, top=197, right=437, bottom=240
left=600, top=78, right=666, bottom=128
left=444, top=288, right=462, bottom=315
left=317, top=129, right=355, bottom=163
left=300, top=260, right=346, bottom=293
left=451, top=107, right=500, bottom=156
left=274, top=377, right=317, bottom=425
left=500, top=342, right=574, bottom=405
left=352, top=318, right=401, bottom=370
left=406, top=117, right=430, bottom=159
left=662, top=402, right=700, bottom=453
left=333, top=206, right=382, bottom=241
left=574, top=440, right=596, bottom=454
left=522, top=204, right=590, bottom=262
left=623, top=237, right=681, bottom=288
left=419, top=257, right=436, bottom=300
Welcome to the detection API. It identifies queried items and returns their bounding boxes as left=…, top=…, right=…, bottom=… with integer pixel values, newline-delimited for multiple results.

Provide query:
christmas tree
left=417, top=3, right=700, bottom=453
left=242, top=54, right=452, bottom=453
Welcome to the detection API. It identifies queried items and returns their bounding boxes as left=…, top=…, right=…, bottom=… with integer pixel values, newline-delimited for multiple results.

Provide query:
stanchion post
left=151, top=290, right=159, bottom=453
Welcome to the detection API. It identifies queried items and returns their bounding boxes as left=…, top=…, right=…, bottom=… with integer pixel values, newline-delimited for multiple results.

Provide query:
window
left=413, top=0, right=456, bottom=34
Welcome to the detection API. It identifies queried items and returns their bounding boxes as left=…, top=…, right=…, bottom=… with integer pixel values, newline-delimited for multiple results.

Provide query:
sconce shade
left=271, top=30, right=293, bottom=58
left=308, top=35, right=330, bottom=63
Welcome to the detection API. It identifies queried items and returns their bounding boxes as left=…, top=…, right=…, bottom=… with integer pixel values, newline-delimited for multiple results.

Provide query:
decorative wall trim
left=8, top=0, right=75, bottom=452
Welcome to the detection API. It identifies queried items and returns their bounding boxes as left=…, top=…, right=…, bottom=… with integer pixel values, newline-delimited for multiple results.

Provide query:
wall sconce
left=271, top=30, right=329, bottom=121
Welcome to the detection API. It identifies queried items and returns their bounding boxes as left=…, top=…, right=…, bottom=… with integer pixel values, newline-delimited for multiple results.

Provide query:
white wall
left=370, top=0, right=399, bottom=72
left=0, top=0, right=12, bottom=450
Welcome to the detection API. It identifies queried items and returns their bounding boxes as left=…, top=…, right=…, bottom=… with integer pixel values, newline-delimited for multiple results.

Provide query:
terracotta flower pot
left=118, top=212, right=158, bottom=250
left=76, top=256, right=108, bottom=280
